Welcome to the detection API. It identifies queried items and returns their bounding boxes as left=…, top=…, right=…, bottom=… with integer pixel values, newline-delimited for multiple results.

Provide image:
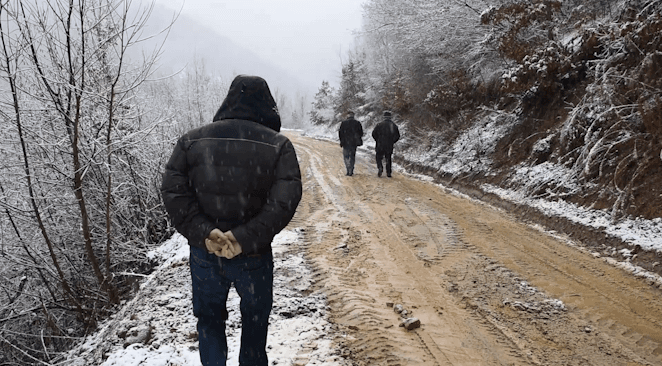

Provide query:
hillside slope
left=396, top=0, right=662, bottom=275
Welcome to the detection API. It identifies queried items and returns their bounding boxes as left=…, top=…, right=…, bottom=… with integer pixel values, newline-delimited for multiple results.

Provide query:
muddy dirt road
left=287, top=132, right=662, bottom=366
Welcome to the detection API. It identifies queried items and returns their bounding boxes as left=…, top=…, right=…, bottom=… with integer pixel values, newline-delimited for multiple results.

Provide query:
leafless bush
left=481, top=0, right=563, bottom=63
left=553, top=1, right=662, bottom=220
left=423, top=70, right=474, bottom=121
left=0, top=0, right=180, bottom=364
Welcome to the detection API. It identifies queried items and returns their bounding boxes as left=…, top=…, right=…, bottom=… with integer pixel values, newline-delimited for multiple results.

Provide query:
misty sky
left=153, top=0, right=365, bottom=93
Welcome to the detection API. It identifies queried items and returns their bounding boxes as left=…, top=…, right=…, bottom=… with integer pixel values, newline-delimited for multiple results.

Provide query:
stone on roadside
left=401, top=317, right=421, bottom=330
left=123, top=324, right=152, bottom=348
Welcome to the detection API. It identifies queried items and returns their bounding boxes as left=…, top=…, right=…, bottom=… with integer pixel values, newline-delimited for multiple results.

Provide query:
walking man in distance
left=161, top=75, right=303, bottom=366
left=338, top=110, right=363, bottom=176
left=371, top=110, right=400, bottom=177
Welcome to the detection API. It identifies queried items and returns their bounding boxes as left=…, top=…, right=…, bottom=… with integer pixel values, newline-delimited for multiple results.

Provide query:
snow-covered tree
left=309, top=81, right=336, bottom=125
left=0, top=0, right=172, bottom=363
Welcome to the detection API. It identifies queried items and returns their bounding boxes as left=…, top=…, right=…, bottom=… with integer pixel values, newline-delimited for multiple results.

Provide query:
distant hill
left=136, top=4, right=307, bottom=97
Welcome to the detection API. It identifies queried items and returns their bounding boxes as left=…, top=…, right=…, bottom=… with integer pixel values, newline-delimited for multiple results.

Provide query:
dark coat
left=338, top=117, right=363, bottom=147
left=161, top=75, right=302, bottom=255
left=371, top=117, right=400, bottom=152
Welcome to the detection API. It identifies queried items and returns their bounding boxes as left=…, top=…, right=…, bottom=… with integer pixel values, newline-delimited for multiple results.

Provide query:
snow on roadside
left=63, top=229, right=346, bottom=366
left=482, top=184, right=662, bottom=288
left=482, top=183, right=662, bottom=253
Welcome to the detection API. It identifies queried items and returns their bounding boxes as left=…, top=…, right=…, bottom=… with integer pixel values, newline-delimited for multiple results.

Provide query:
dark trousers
left=342, top=146, right=357, bottom=175
left=376, top=149, right=393, bottom=176
left=190, top=246, right=274, bottom=366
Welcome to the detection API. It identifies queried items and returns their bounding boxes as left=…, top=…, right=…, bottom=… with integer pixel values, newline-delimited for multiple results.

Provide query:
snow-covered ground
left=63, top=229, right=347, bottom=366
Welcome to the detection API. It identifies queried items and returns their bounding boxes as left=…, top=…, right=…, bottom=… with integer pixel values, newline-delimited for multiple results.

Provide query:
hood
left=212, top=75, right=281, bottom=132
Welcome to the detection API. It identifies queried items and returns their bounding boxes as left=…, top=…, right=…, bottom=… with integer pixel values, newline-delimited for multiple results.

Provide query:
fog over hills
left=136, top=4, right=310, bottom=98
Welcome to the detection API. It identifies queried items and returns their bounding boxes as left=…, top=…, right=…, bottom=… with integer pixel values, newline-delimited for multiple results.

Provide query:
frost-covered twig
left=639, top=0, right=662, bottom=16
left=0, top=333, right=54, bottom=366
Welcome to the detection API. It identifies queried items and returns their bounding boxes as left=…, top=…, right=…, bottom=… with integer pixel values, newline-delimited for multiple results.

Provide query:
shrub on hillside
left=481, top=0, right=562, bottom=63
left=423, top=70, right=475, bottom=120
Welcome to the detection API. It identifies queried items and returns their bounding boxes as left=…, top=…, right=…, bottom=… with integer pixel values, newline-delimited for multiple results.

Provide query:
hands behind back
left=205, top=228, right=229, bottom=253
left=224, top=231, right=242, bottom=258
left=205, top=228, right=242, bottom=259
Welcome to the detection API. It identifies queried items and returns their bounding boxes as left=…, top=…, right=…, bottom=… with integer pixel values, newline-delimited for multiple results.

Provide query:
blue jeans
left=189, top=246, right=274, bottom=366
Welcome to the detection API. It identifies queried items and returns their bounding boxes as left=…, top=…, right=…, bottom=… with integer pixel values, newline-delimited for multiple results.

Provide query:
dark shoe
left=387, top=173, right=392, bottom=177
left=378, top=170, right=382, bottom=177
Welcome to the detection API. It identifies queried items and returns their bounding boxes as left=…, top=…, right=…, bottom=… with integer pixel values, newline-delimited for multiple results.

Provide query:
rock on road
left=287, top=131, right=662, bottom=366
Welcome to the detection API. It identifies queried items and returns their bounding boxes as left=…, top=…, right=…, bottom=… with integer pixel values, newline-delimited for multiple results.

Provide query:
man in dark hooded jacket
left=161, top=75, right=302, bottom=366
left=371, top=110, right=400, bottom=177
left=338, top=110, right=363, bottom=176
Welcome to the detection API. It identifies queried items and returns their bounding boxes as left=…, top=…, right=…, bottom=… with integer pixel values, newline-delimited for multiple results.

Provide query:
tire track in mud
left=365, top=159, right=662, bottom=365
left=296, top=142, right=425, bottom=364
left=363, top=192, right=530, bottom=366
left=294, top=141, right=413, bottom=365
left=393, top=199, right=546, bottom=364
left=405, top=180, right=662, bottom=364
left=453, top=207, right=662, bottom=362
left=292, top=135, right=526, bottom=365
left=288, top=132, right=662, bottom=365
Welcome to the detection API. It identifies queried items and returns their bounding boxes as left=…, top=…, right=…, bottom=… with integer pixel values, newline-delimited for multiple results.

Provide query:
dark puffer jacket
left=161, top=75, right=302, bottom=255
left=338, top=117, right=363, bottom=147
left=372, top=116, right=400, bottom=153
